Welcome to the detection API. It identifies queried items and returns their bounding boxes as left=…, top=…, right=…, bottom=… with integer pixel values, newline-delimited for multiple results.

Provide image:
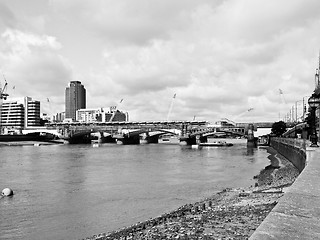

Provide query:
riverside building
left=24, top=97, right=41, bottom=127
left=53, top=112, right=65, bottom=123
left=0, top=97, right=41, bottom=134
left=65, top=81, right=86, bottom=121
left=76, top=107, right=128, bottom=123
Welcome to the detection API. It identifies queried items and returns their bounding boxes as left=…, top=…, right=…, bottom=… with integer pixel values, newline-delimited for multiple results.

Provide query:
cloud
left=52, top=0, right=320, bottom=122
left=1, top=0, right=320, bottom=122
left=50, top=0, right=223, bottom=45
left=0, top=29, right=73, bottom=113
left=0, top=2, right=16, bottom=29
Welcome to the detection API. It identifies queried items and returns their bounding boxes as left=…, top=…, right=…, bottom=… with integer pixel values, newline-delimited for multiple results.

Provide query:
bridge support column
left=140, top=133, right=159, bottom=144
left=115, top=134, right=140, bottom=145
left=104, top=135, right=116, bottom=143
left=147, top=135, right=159, bottom=143
left=198, top=135, right=208, bottom=144
left=97, top=132, right=105, bottom=143
left=97, top=132, right=116, bottom=143
left=247, top=123, right=257, bottom=148
left=68, top=134, right=92, bottom=144
left=179, top=135, right=197, bottom=146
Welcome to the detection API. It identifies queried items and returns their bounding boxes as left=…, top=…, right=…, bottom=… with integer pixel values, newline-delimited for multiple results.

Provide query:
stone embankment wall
left=250, top=138, right=320, bottom=239
left=269, top=137, right=306, bottom=172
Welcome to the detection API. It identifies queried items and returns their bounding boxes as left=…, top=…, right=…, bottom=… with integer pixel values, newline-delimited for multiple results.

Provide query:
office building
left=65, top=81, right=86, bottom=121
left=0, top=101, right=25, bottom=132
left=53, top=112, right=65, bottom=123
left=104, top=109, right=128, bottom=122
left=0, top=97, right=41, bottom=133
left=24, top=97, right=40, bottom=127
left=76, top=107, right=128, bottom=123
left=76, top=108, right=101, bottom=123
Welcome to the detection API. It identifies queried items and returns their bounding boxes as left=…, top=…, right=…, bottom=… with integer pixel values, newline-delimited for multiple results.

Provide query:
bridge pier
left=68, top=134, right=92, bottom=144
left=198, top=135, right=208, bottom=144
left=96, top=132, right=105, bottom=143
left=247, top=123, right=258, bottom=148
left=103, top=135, right=116, bottom=143
left=115, top=134, right=140, bottom=145
left=146, top=135, right=159, bottom=143
left=179, top=136, right=197, bottom=146
left=97, top=132, right=116, bottom=143
left=140, top=133, right=159, bottom=144
left=179, top=135, right=207, bottom=146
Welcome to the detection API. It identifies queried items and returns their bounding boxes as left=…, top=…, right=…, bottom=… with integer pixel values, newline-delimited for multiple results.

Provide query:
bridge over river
left=44, top=121, right=248, bottom=144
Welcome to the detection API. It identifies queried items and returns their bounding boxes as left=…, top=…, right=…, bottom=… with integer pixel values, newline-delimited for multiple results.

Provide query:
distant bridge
left=44, top=120, right=248, bottom=144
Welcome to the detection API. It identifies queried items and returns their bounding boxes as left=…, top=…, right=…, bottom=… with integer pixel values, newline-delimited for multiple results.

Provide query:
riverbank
left=82, top=146, right=299, bottom=240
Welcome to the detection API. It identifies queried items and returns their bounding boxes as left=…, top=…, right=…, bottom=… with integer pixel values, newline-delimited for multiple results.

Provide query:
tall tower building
left=65, top=81, right=86, bottom=121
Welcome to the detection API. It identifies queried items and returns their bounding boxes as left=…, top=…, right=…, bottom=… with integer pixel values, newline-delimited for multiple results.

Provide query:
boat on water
left=199, top=141, right=233, bottom=147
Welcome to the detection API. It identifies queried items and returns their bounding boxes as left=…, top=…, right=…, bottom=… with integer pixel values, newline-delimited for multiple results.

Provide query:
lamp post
left=308, top=94, right=320, bottom=147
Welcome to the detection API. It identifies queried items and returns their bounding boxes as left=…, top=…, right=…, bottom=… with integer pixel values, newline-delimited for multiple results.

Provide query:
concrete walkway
left=250, top=146, right=320, bottom=239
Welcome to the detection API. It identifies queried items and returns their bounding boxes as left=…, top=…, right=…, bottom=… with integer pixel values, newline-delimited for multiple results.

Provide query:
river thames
left=0, top=139, right=270, bottom=240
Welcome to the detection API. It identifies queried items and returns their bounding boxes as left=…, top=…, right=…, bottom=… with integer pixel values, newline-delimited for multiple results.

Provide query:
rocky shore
left=83, top=146, right=299, bottom=240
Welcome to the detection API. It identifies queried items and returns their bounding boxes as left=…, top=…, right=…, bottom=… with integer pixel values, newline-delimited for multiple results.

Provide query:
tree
left=271, top=121, right=287, bottom=137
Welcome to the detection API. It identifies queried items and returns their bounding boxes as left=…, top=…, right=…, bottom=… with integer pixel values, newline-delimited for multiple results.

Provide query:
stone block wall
left=270, top=138, right=306, bottom=172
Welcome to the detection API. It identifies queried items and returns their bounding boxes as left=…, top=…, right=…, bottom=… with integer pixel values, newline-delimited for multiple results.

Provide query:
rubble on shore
left=83, top=147, right=300, bottom=240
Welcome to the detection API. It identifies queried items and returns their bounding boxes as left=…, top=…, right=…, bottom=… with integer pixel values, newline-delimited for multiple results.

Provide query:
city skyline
left=0, top=1, right=320, bottom=123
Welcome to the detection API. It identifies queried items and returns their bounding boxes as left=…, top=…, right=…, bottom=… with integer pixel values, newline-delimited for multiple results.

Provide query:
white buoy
left=2, top=188, right=13, bottom=196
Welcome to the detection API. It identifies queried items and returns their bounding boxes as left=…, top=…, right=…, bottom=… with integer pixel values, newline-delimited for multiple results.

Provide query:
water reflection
left=246, top=147, right=255, bottom=156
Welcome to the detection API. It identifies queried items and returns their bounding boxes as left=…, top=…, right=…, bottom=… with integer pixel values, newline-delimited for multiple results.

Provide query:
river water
left=0, top=139, right=270, bottom=240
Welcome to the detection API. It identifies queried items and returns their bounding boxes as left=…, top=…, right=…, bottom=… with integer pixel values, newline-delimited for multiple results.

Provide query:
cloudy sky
left=0, top=0, right=319, bottom=123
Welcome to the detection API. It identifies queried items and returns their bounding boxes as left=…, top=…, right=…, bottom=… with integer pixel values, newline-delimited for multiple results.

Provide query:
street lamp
left=308, top=94, right=320, bottom=147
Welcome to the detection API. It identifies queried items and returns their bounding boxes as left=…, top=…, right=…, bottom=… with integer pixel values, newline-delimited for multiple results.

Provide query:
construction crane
left=166, top=93, right=176, bottom=121
left=109, top=108, right=117, bottom=122
left=108, top=99, right=124, bottom=122
left=1, top=75, right=9, bottom=100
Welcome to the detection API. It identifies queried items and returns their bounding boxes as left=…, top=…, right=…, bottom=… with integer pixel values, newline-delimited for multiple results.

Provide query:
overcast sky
left=0, top=0, right=319, bottom=123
